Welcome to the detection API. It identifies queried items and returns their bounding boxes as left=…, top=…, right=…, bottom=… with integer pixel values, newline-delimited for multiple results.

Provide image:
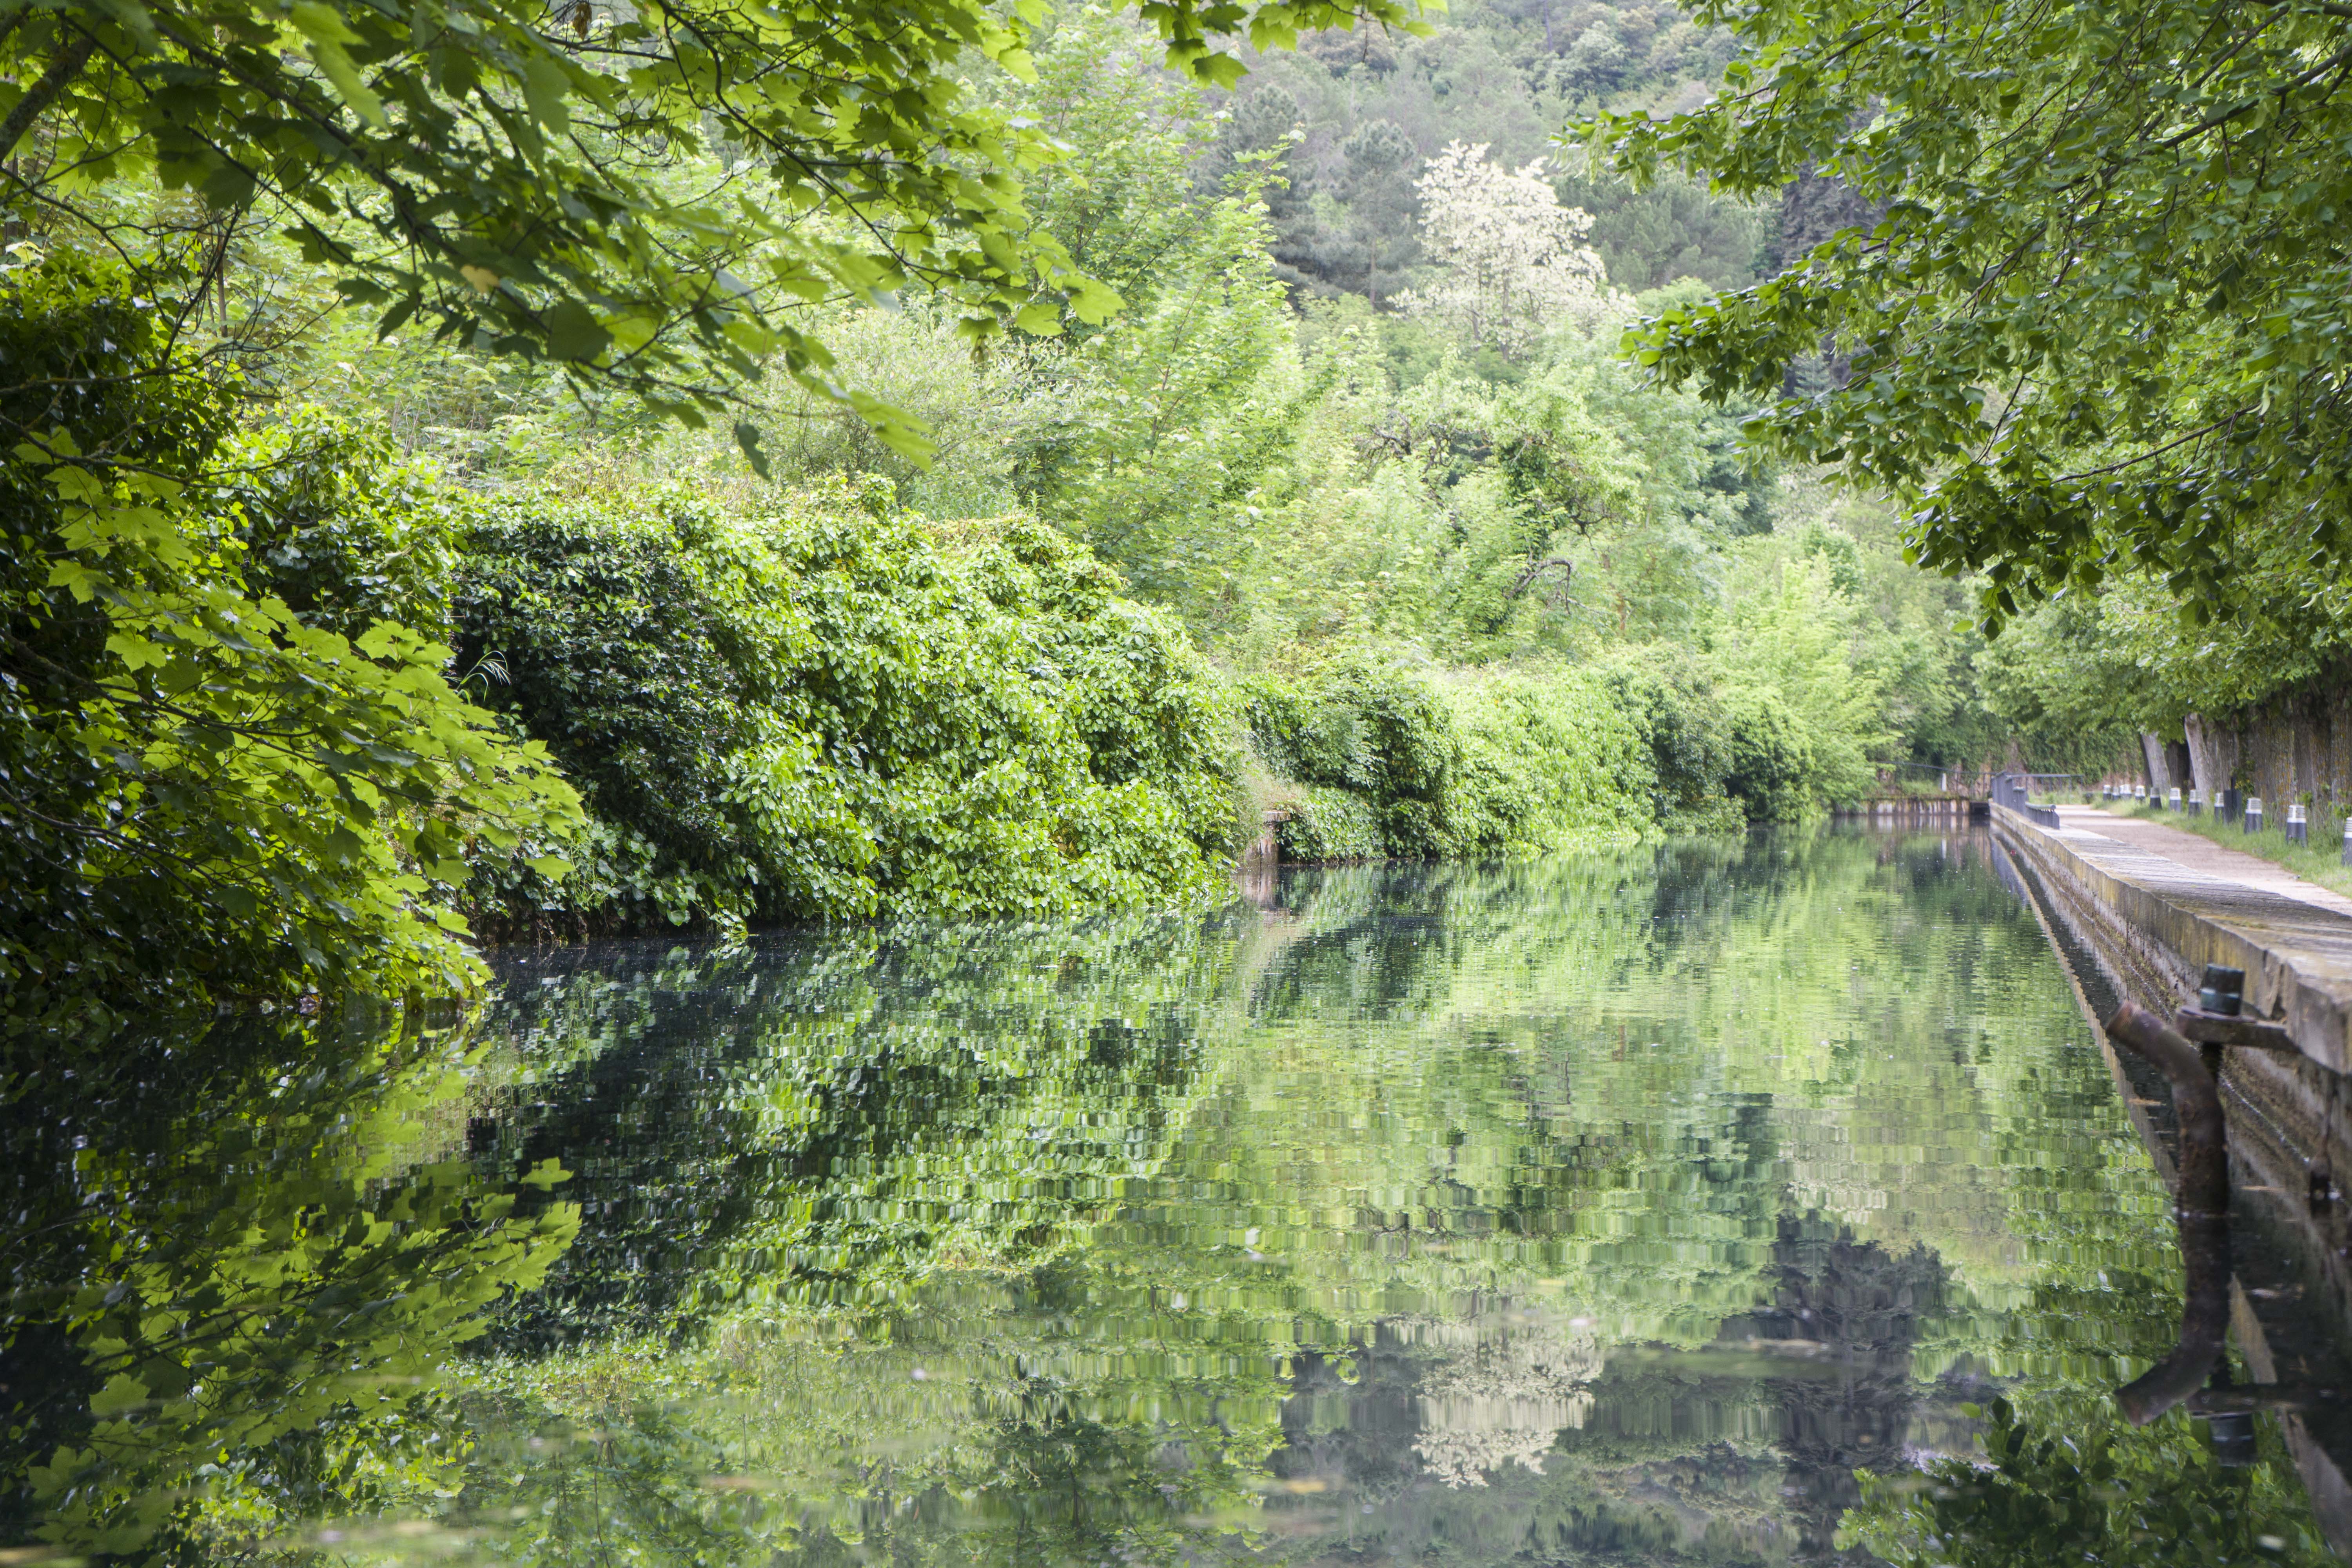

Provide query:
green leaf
left=543, top=301, right=611, bottom=363
left=288, top=2, right=387, bottom=125
left=90, top=1373, right=151, bottom=1420
left=733, top=420, right=770, bottom=479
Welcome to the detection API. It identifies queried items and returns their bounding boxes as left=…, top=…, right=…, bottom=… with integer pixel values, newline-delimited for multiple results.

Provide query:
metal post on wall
left=2105, top=971, right=2334, bottom=1433
left=2106, top=998, right=2230, bottom=1216
left=2104, top=998, right=2230, bottom=1425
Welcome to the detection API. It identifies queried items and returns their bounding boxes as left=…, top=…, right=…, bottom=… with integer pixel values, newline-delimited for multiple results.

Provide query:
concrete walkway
left=1998, top=804, right=2352, bottom=1071
left=2057, top=806, right=2352, bottom=919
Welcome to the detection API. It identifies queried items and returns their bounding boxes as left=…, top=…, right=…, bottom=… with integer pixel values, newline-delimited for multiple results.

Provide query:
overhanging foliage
left=1588, top=0, right=2352, bottom=628
left=0, top=0, right=1428, bottom=456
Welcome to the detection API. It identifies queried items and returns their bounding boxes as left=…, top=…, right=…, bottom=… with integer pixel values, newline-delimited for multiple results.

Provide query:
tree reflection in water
left=0, top=1011, right=578, bottom=1562
left=0, top=832, right=2339, bottom=1565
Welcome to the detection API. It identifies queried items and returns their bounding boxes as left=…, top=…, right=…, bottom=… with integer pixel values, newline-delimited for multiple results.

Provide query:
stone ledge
left=1991, top=802, right=2352, bottom=1074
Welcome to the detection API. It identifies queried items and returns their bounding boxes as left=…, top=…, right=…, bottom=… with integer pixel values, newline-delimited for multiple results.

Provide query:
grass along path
left=2105, top=799, right=2352, bottom=906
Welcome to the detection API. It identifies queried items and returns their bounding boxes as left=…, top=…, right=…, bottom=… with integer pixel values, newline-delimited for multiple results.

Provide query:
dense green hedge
left=456, top=477, right=1241, bottom=931
left=1244, top=658, right=1657, bottom=860
left=1276, top=785, right=1387, bottom=862
left=1722, top=688, right=1818, bottom=824
left=1244, top=661, right=1459, bottom=856
left=1244, top=652, right=1823, bottom=863
left=1595, top=655, right=1746, bottom=831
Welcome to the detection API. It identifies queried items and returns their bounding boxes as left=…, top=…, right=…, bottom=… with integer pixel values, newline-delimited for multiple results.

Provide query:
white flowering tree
left=1399, top=142, right=1621, bottom=355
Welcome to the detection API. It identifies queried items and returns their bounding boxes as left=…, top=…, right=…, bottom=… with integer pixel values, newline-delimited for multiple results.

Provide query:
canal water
left=2, top=831, right=2339, bottom=1563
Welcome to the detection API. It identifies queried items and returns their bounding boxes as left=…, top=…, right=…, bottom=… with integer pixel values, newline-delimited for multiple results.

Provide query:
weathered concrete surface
left=2081, top=811, right=2352, bottom=918
left=1992, top=803, right=2352, bottom=1073
left=1994, top=800, right=2352, bottom=1225
left=1989, top=807, right=2352, bottom=1555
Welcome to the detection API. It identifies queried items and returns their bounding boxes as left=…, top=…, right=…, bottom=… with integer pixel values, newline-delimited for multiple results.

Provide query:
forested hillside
left=290, top=7, right=2017, bottom=859
left=5, top=0, right=2337, bottom=1034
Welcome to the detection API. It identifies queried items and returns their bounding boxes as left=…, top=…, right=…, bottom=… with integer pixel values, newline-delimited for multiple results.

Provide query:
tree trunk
left=2183, top=714, right=2217, bottom=802
left=2139, top=731, right=2171, bottom=795
left=2183, top=713, right=2237, bottom=803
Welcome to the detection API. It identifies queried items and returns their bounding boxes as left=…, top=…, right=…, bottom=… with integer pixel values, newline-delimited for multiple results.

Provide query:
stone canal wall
left=1829, top=796, right=1987, bottom=824
left=1991, top=802, right=2352, bottom=1552
left=1989, top=802, right=2352, bottom=1202
left=1990, top=807, right=2352, bottom=1073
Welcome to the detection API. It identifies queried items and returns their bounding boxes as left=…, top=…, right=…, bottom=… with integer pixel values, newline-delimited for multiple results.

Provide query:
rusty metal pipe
left=2115, top=1211, right=2231, bottom=1425
left=2103, top=1001, right=2236, bottom=1425
left=2104, top=1000, right=2229, bottom=1217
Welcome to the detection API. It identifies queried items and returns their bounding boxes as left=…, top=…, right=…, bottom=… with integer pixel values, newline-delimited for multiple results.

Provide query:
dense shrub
left=1593, top=652, right=1743, bottom=833
left=456, top=477, right=1241, bottom=930
left=1276, top=785, right=1387, bottom=862
left=1, top=257, right=576, bottom=1038
left=1242, top=642, right=1874, bottom=857
left=1723, top=690, right=1817, bottom=822
left=1445, top=666, right=1660, bottom=853
left=1246, top=657, right=1700, bottom=860
left=209, top=411, right=467, bottom=644
left=1243, top=659, right=1461, bottom=856
left=2, top=261, right=238, bottom=1031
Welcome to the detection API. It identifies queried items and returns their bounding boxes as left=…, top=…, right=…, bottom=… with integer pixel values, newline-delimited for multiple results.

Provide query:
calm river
left=2, top=830, right=2339, bottom=1563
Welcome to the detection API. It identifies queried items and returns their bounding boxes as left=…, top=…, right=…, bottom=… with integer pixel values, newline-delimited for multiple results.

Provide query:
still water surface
left=2, top=831, right=2338, bottom=1563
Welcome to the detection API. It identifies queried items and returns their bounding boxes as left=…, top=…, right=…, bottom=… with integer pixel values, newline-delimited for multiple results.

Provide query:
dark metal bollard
left=2223, top=788, right=2241, bottom=823
left=2198, top=963, right=2245, bottom=1018
left=2203, top=1374, right=2261, bottom=1468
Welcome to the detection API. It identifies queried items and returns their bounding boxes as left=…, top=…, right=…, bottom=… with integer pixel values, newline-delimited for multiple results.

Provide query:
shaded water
left=2, top=830, right=2339, bottom=1563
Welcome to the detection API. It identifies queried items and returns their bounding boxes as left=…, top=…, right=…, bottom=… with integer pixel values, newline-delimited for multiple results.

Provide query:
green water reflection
left=1, top=831, right=2337, bottom=1564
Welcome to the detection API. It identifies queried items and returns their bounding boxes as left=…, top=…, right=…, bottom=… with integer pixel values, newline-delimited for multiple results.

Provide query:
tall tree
left=1587, top=0, right=2352, bottom=627
left=0, top=0, right=1426, bottom=456
left=1335, top=118, right=1423, bottom=304
left=1400, top=141, right=1614, bottom=354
